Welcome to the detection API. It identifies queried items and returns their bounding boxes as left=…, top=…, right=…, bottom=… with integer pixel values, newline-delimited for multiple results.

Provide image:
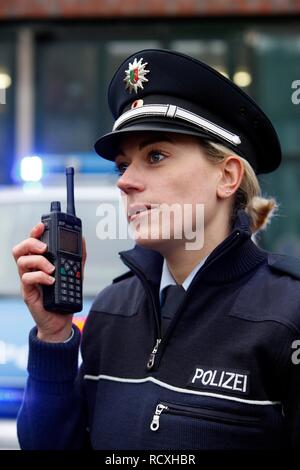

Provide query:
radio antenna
left=66, top=167, right=76, bottom=216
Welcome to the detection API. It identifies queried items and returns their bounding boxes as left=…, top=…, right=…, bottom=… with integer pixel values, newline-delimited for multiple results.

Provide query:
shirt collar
left=159, top=255, right=208, bottom=303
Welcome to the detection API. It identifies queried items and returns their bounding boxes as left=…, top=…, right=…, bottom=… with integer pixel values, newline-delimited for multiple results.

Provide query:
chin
left=129, top=220, right=182, bottom=251
left=133, top=231, right=179, bottom=254
left=135, top=236, right=163, bottom=248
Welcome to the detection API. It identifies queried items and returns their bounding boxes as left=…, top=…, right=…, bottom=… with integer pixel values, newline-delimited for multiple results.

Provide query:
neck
left=160, top=216, right=230, bottom=285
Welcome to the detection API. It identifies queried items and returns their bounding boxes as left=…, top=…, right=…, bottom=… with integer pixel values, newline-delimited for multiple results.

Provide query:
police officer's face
left=115, top=131, right=223, bottom=250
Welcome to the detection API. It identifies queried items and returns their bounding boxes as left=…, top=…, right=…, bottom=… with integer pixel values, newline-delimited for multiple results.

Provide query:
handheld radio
left=40, top=167, right=83, bottom=314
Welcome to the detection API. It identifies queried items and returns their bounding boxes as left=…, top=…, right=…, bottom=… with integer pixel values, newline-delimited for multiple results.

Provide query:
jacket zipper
left=120, top=230, right=241, bottom=372
left=150, top=401, right=260, bottom=431
left=150, top=404, right=169, bottom=431
left=119, top=255, right=162, bottom=370
left=147, top=338, right=162, bottom=370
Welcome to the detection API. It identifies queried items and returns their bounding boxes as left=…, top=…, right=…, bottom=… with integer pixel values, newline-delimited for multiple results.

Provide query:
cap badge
left=124, top=58, right=149, bottom=94
left=131, top=99, right=144, bottom=109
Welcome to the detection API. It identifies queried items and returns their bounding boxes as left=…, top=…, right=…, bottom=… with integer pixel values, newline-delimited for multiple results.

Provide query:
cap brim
left=94, top=120, right=219, bottom=161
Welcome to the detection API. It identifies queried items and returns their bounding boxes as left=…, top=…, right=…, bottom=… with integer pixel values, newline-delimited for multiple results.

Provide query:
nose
left=117, top=163, right=145, bottom=194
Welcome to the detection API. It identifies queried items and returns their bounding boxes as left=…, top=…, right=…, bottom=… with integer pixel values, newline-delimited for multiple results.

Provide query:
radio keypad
left=59, top=257, right=82, bottom=304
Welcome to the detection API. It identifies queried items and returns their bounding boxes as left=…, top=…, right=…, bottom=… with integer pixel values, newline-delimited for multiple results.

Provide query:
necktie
left=160, top=285, right=186, bottom=336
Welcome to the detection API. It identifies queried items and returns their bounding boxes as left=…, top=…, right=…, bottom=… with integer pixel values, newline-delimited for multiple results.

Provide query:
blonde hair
left=199, top=139, right=278, bottom=234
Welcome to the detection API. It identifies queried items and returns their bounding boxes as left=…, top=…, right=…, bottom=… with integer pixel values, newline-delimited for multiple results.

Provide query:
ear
left=216, top=156, right=244, bottom=199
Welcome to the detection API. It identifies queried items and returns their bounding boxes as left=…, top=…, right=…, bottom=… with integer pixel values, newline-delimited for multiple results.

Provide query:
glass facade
left=36, top=41, right=99, bottom=154
left=246, top=28, right=300, bottom=253
left=0, top=34, right=15, bottom=185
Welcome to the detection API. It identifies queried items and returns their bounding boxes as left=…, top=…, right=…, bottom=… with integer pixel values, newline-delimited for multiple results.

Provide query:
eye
left=114, top=162, right=128, bottom=176
left=148, top=150, right=166, bottom=164
left=114, top=150, right=167, bottom=176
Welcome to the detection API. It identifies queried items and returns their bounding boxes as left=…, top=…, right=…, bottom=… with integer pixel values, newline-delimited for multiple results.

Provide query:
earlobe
left=217, top=156, right=244, bottom=199
left=217, top=186, right=233, bottom=199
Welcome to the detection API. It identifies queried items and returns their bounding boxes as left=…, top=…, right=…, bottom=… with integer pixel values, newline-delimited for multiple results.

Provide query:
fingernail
left=48, top=276, right=55, bottom=283
left=36, top=241, right=46, bottom=250
left=49, top=265, right=55, bottom=273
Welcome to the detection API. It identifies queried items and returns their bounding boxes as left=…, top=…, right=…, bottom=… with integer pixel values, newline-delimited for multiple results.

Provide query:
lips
left=127, top=203, right=159, bottom=222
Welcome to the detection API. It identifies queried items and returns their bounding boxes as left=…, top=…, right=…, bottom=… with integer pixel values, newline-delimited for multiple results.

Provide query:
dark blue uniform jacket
left=17, top=211, right=300, bottom=449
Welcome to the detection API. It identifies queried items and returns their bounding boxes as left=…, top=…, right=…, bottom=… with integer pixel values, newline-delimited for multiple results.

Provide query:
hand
left=12, top=222, right=87, bottom=342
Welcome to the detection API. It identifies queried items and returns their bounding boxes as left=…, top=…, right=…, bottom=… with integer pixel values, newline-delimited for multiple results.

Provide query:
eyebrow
left=139, top=135, right=174, bottom=151
left=116, top=135, right=175, bottom=159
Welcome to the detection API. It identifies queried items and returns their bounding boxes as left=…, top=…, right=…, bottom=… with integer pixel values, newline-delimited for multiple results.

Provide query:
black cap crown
left=95, top=48, right=281, bottom=174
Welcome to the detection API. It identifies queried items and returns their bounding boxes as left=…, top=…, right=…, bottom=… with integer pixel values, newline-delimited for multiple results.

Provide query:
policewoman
left=15, top=49, right=300, bottom=450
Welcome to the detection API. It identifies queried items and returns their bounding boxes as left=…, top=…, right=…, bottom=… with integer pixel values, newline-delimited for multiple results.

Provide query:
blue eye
left=114, top=163, right=128, bottom=176
left=149, top=151, right=166, bottom=164
left=114, top=150, right=166, bottom=176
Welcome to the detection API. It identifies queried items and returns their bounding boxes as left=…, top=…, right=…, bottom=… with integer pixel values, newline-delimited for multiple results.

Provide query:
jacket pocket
left=150, top=401, right=261, bottom=432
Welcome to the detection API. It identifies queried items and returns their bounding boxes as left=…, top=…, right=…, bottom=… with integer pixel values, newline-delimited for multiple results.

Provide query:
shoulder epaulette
left=268, top=253, right=300, bottom=280
left=112, top=270, right=134, bottom=284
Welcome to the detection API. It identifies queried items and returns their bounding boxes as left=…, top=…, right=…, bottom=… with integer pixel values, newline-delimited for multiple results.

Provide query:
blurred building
left=0, top=0, right=300, bottom=252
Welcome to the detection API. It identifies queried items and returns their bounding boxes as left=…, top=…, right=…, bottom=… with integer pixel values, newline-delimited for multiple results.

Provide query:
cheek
left=165, top=167, right=194, bottom=194
left=174, top=168, right=215, bottom=204
left=151, top=162, right=217, bottom=205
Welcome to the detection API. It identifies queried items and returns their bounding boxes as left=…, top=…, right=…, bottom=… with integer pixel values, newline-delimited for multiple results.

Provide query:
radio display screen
left=59, top=228, right=79, bottom=254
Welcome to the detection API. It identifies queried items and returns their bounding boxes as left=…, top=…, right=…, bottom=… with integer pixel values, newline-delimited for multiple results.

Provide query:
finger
left=22, top=271, right=55, bottom=287
left=29, top=222, right=45, bottom=239
left=17, top=255, right=55, bottom=277
left=12, top=238, right=47, bottom=262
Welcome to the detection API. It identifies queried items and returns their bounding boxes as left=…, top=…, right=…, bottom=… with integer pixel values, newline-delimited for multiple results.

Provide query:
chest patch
left=187, top=366, right=250, bottom=396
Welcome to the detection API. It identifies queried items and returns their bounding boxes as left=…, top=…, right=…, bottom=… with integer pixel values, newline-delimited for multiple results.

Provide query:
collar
left=119, top=210, right=267, bottom=287
left=159, top=256, right=208, bottom=302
